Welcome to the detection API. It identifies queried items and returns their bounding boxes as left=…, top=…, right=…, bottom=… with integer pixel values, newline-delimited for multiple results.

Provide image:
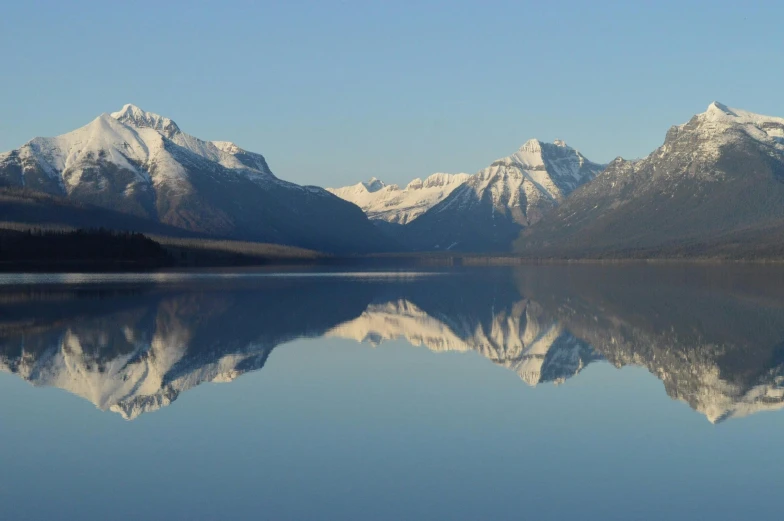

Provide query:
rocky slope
left=403, top=139, right=604, bottom=251
left=0, top=104, right=388, bottom=253
left=515, top=103, right=784, bottom=258
left=327, top=173, right=470, bottom=225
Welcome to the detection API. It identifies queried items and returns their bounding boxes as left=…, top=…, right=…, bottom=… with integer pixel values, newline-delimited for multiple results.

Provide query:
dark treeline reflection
left=2, top=266, right=784, bottom=422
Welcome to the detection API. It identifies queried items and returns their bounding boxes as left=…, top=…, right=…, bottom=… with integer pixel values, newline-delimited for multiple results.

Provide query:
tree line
left=0, top=228, right=172, bottom=268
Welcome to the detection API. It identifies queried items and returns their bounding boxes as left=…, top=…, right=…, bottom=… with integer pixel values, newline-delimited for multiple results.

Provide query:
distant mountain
left=327, top=173, right=470, bottom=225
left=402, top=139, right=604, bottom=251
left=515, top=103, right=784, bottom=258
left=0, top=104, right=388, bottom=253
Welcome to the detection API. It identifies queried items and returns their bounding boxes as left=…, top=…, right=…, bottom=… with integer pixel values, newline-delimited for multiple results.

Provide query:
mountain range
left=2, top=102, right=784, bottom=257
left=326, top=173, right=470, bottom=225
left=328, top=139, right=603, bottom=250
left=0, top=104, right=387, bottom=253
left=515, top=102, right=784, bottom=258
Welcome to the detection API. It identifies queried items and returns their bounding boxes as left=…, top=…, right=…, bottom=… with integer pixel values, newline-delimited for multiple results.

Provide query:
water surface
left=2, top=266, right=784, bottom=520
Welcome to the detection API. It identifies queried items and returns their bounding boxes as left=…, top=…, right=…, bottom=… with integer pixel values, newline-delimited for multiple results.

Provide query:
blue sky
left=1, top=1, right=782, bottom=187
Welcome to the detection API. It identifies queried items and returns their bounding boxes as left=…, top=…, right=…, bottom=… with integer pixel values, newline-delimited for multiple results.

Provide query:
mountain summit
left=110, top=103, right=181, bottom=137
left=515, top=103, right=784, bottom=258
left=402, top=139, right=604, bottom=251
left=0, top=104, right=388, bottom=252
left=327, top=172, right=470, bottom=224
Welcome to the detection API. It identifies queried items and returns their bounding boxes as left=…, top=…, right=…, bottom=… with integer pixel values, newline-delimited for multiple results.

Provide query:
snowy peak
left=515, top=102, right=784, bottom=258
left=403, top=173, right=465, bottom=191
left=423, top=172, right=465, bottom=188
left=515, top=138, right=571, bottom=155
left=110, top=103, right=181, bottom=138
left=519, top=138, right=543, bottom=153
left=482, top=139, right=602, bottom=205
left=690, top=102, right=784, bottom=145
left=645, top=102, right=784, bottom=168
left=706, top=101, right=736, bottom=117
left=3, top=103, right=275, bottom=186
left=405, top=178, right=424, bottom=190
left=700, top=101, right=784, bottom=126
left=328, top=172, right=470, bottom=224
left=0, top=104, right=395, bottom=252
left=362, top=177, right=386, bottom=192
left=402, top=139, right=604, bottom=251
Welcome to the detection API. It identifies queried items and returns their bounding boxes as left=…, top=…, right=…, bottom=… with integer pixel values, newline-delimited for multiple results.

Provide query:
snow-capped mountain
left=327, top=173, right=470, bottom=224
left=403, top=139, right=604, bottom=251
left=516, top=102, right=784, bottom=258
left=0, top=104, right=388, bottom=253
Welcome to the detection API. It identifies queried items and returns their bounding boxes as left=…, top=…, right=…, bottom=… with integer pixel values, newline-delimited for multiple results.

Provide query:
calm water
left=2, top=265, right=784, bottom=520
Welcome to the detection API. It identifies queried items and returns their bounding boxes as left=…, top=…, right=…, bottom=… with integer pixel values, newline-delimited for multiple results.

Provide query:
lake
left=2, top=265, right=784, bottom=520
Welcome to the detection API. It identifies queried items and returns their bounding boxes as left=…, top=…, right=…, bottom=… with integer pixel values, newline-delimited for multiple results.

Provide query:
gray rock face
left=515, top=102, right=784, bottom=258
left=0, top=105, right=388, bottom=253
left=402, top=139, right=603, bottom=252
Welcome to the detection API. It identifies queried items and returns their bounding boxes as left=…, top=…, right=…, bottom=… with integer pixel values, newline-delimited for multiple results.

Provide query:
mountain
left=0, top=104, right=388, bottom=253
left=402, top=139, right=604, bottom=251
left=327, top=173, right=470, bottom=225
left=515, top=103, right=784, bottom=258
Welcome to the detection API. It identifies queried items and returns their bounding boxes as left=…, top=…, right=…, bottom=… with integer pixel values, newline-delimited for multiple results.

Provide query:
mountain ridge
left=327, top=172, right=471, bottom=225
left=514, top=102, right=784, bottom=258
left=0, top=104, right=389, bottom=253
left=401, top=139, right=604, bottom=251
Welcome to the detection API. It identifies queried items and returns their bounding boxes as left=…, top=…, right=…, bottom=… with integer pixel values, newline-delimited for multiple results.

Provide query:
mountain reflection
left=2, top=267, right=784, bottom=422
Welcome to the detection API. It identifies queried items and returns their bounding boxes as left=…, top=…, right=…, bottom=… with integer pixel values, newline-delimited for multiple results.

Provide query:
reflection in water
left=2, top=266, right=784, bottom=422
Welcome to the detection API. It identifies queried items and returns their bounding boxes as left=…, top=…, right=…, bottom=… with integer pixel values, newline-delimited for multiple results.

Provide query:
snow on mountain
left=696, top=102, right=784, bottom=151
left=327, top=172, right=470, bottom=224
left=403, top=139, right=604, bottom=251
left=0, top=104, right=388, bottom=253
left=515, top=102, right=784, bottom=258
left=439, top=139, right=604, bottom=223
left=0, top=104, right=273, bottom=191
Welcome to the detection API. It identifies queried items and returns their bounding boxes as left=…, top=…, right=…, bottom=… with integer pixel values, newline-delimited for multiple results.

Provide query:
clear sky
left=1, top=1, right=782, bottom=187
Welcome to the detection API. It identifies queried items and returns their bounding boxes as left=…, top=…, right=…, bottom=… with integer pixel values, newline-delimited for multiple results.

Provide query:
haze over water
left=2, top=266, right=784, bottom=520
